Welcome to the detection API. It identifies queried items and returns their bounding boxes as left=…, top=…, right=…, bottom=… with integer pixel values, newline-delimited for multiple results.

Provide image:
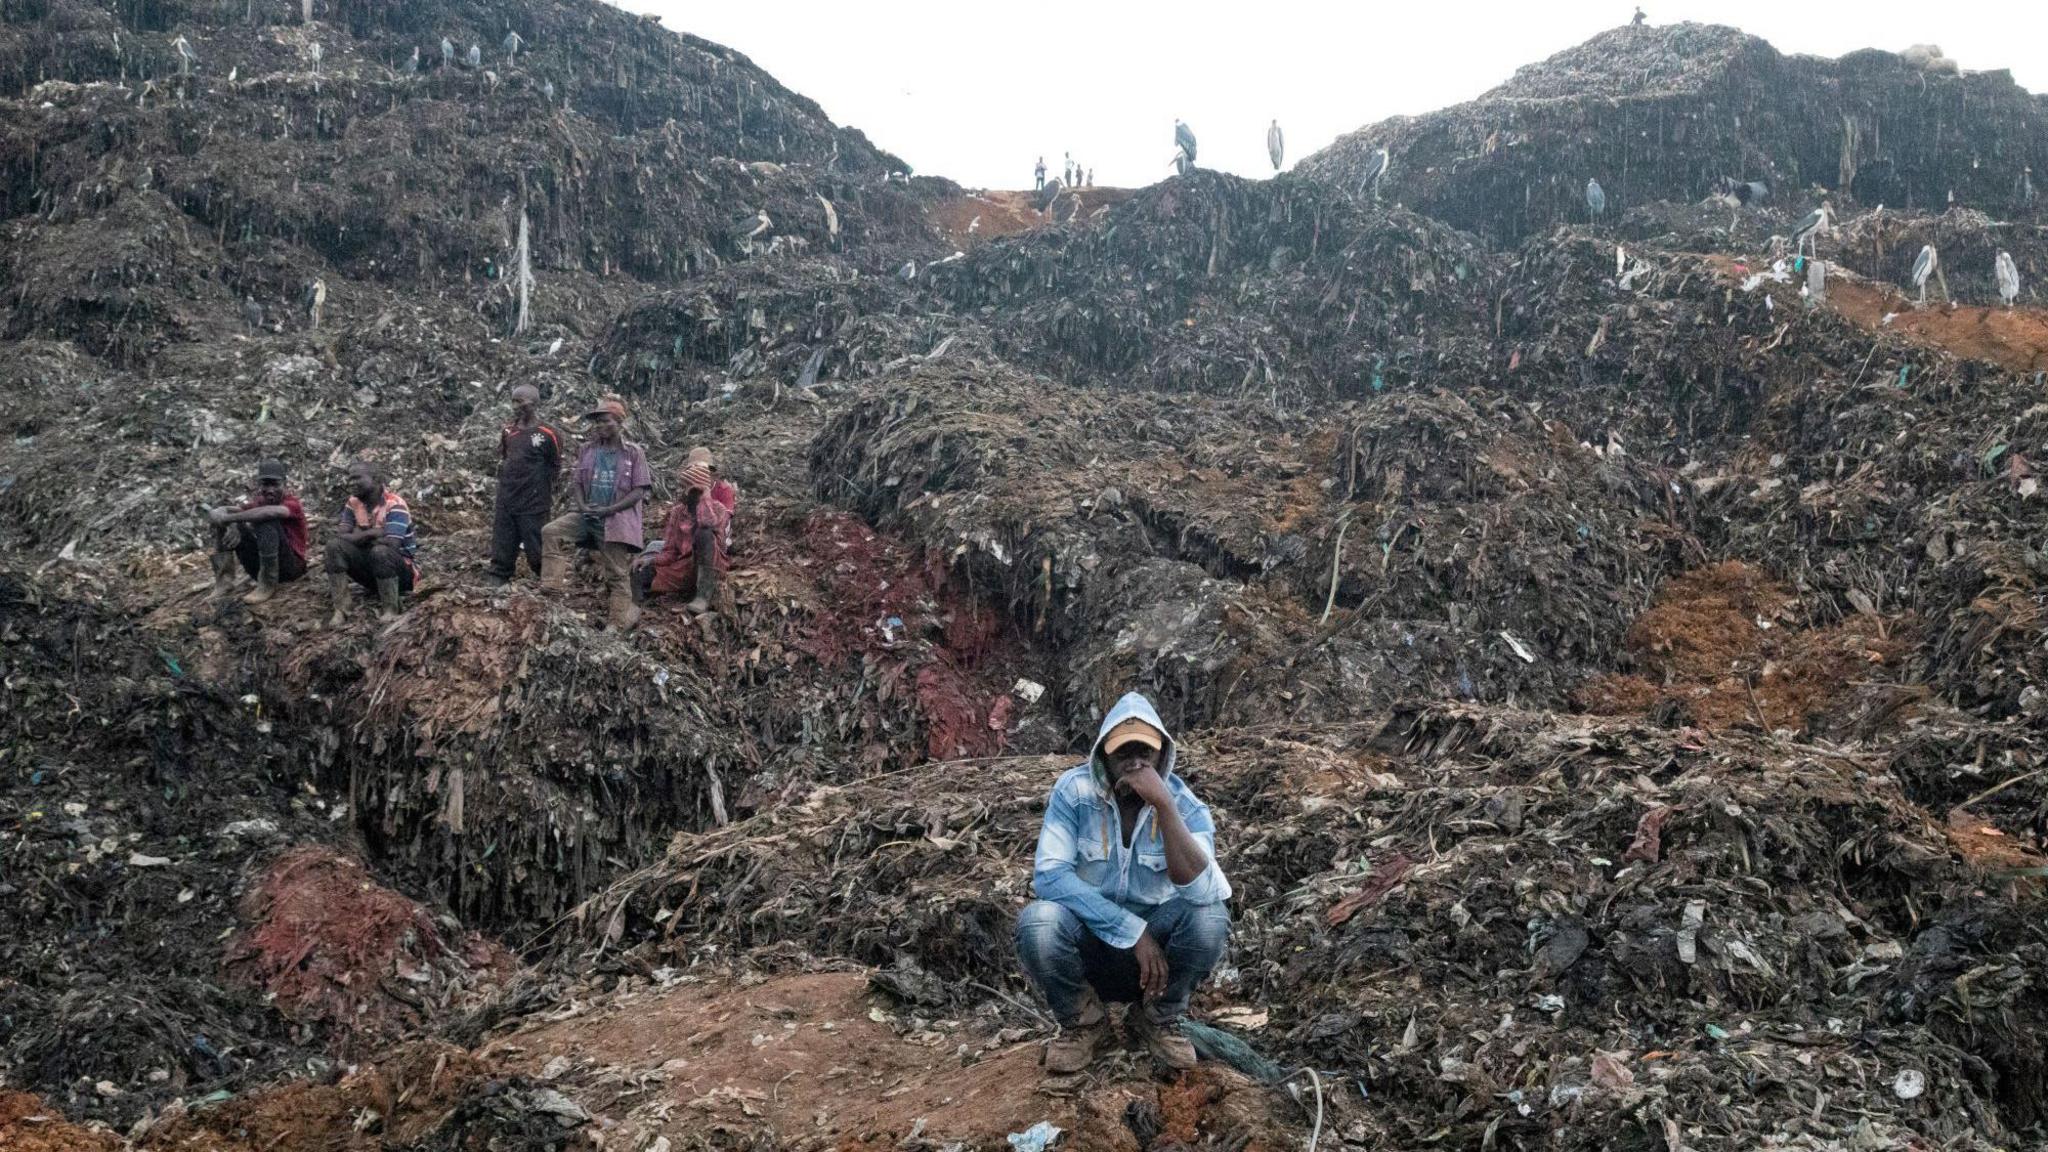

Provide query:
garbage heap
left=1300, top=23, right=2048, bottom=244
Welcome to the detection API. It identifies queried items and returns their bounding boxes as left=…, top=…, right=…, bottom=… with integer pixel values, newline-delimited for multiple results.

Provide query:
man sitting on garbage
left=1015, top=691, right=1231, bottom=1073
left=487, top=383, right=561, bottom=585
left=324, top=460, right=417, bottom=626
left=632, top=448, right=736, bottom=616
left=205, top=458, right=308, bottom=605
left=541, top=394, right=651, bottom=630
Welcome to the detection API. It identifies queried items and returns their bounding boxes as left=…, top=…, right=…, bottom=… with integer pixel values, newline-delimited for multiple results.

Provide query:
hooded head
left=1089, top=691, right=1178, bottom=789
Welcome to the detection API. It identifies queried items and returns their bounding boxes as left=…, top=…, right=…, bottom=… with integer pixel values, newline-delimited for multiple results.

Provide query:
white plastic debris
left=1007, top=1121, right=1063, bottom=1151
left=1012, top=678, right=1047, bottom=705
left=1893, top=1069, right=1926, bottom=1100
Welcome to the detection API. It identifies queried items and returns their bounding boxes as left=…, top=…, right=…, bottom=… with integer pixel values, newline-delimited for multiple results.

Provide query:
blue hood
left=1088, top=691, right=1180, bottom=784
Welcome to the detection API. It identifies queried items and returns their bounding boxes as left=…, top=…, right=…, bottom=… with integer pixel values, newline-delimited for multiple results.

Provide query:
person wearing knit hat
left=633, top=447, right=737, bottom=616
left=540, top=393, right=652, bottom=630
left=204, top=457, right=309, bottom=605
left=1014, top=691, right=1231, bottom=1075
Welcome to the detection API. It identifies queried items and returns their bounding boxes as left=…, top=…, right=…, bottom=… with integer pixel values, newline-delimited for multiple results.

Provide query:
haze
left=612, top=0, right=2048, bottom=190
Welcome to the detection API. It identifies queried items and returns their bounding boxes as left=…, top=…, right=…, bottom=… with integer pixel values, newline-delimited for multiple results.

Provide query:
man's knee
left=322, top=538, right=354, bottom=572
left=1015, top=900, right=1082, bottom=958
left=1160, top=899, right=1231, bottom=959
left=540, top=515, right=575, bottom=547
left=365, top=541, right=403, bottom=578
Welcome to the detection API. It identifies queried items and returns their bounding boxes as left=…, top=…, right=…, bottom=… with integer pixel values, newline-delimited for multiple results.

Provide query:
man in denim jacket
left=1015, top=692, right=1231, bottom=1073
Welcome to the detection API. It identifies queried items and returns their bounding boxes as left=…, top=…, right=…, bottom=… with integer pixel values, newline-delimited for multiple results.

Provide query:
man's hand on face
left=1118, top=764, right=1172, bottom=810
left=1132, top=931, right=1168, bottom=999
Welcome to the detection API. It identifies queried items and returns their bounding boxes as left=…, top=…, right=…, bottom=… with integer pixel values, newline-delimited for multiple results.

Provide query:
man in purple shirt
left=541, top=395, right=651, bottom=630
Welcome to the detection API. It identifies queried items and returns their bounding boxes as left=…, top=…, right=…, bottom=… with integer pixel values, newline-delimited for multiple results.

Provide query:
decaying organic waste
left=4, top=3, right=2048, bottom=1150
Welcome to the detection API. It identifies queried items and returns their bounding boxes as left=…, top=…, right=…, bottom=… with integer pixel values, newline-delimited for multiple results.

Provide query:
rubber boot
left=684, top=551, right=716, bottom=616
left=376, top=576, right=404, bottom=621
left=540, top=548, right=567, bottom=592
left=210, top=552, right=240, bottom=598
left=327, top=572, right=350, bottom=628
left=242, top=551, right=279, bottom=605
left=609, top=563, right=640, bottom=632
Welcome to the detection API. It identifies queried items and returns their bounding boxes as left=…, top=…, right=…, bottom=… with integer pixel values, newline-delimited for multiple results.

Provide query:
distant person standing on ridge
left=206, top=458, right=308, bottom=605
left=542, top=394, right=651, bottom=630
left=1065, top=152, right=1075, bottom=186
left=1086, top=168, right=1094, bottom=188
left=325, top=460, right=416, bottom=626
left=1016, top=692, right=1231, bottom=1074
left=1035, top=156, right=1047, bottom=191
left=487, top=384, right=561, bottom=586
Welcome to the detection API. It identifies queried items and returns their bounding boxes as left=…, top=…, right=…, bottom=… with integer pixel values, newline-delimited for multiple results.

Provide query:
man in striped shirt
left=324, top=460, right=417, bottom=626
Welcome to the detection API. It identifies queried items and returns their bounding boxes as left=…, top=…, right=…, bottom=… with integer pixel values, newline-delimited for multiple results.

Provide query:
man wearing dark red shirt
left=206, top=458, right=308, bottom=606
left=487, top=384, right=561, bottom=585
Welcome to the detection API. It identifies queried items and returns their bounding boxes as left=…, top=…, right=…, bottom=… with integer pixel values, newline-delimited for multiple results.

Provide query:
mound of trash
left=1301, top=23, right=2048, bottom=243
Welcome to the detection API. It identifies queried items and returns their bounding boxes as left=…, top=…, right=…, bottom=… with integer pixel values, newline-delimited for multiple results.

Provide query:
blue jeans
left=1014, top=897, right=1230, bottom=1027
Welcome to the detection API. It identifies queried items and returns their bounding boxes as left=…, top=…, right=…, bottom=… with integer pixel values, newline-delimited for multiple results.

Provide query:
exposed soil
left=931, top=188, right=1135, bottom=249
left=1829, top=277, right=2048, bottom=373
left=486, top=970, right=1291, bottom=1150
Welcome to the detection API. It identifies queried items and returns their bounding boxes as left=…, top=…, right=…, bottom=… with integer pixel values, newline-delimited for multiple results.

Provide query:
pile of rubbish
left=7, top=1, right=2048, bottom=1149
left=1301, top=23, right=2048, bottom=243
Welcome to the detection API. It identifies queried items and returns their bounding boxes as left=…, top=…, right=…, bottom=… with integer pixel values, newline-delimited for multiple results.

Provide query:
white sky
left=612, top=1, right=2048, bottom=190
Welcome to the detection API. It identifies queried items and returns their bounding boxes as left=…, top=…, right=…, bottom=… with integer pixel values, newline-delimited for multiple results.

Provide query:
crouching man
left=205, top=458, right=308, bottom=604
left=324, top=460, right=417, bottom=626
left=1016, top=692, right=1231, bottom=1074
left=632, top=449, right=735, bottom=616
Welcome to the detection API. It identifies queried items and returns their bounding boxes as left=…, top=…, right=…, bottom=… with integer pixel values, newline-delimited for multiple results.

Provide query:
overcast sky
left=612, top=1, right=2048, bottom=190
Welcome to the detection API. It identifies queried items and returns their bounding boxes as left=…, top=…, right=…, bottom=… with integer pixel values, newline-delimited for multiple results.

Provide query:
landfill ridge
left=3, top=3, right=2048, bottom=1151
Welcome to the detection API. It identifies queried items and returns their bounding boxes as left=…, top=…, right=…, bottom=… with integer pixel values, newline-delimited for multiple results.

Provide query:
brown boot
left=242, top=552, right=278, bottom=605
left=540, top=550, right=567, bottom=592
left=327, top=572, right=350, bottom=628
left=1044, top=1019, right=1110, bottom=1075
left=376, top=576, right=405, bottom=621
left=1043, top=994, right=1107, bottom=1074
left=1126, top=1012, right=1198, bottom=1071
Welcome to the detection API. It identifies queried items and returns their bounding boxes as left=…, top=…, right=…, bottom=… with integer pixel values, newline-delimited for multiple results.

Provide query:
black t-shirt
left=496, top=422, right=561, bottom=515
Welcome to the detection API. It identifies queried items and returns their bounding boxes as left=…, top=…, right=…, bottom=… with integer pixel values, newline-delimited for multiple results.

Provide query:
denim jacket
left=1029, top=693, right=1231, bottom=949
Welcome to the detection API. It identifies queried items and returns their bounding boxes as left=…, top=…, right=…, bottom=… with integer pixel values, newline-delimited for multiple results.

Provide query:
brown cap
left=583, top=394, right=628, bottom=422
left=1102, top=718, right=1164, bottom=755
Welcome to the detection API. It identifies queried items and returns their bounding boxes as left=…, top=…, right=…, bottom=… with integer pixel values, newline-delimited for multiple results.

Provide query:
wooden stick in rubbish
left=1952, top=768, right=2045, bottom=814
left=1320, top=513, right=1353, bottom=625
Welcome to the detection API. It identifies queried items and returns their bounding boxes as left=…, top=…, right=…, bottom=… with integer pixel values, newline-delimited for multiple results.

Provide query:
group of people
left=1033, top=153, right=1093, bottom=191
left=204, top=389, right=735, bottom=631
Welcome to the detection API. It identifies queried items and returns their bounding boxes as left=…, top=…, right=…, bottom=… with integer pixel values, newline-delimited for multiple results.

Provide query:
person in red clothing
left=205, top=458, right=308, bottom=605
left=633, top=448, right=735, bottom=615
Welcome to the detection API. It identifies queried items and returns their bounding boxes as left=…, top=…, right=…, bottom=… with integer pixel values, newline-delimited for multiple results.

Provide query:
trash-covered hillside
left=3, top=4, right=2047, bottom=1150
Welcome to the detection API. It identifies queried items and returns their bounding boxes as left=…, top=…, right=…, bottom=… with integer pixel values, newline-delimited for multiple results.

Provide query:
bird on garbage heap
left=441, top=37, right=454, bottom=67
left=542, top=79, right=555, bottom=104
left=466, top=43, right=482, bottom=69
left=404, top=45, right=419, bottom=75
left=1585, top=178, right=1606, bottom=220
left=1789, top=201, right=1831, bottom=260
left=173, top=35, right=196, bottom=77
left=1357, top=147, right=1389, bottom=201
left=1996, top=251, right=2020, bottom=307
left=241, top=296, right=264, bottom=331
left=1911, top=244, right=1939, bottom=306
left=1267, top=120, right=1284, bottom=172
left=503, top=30, right=524, bottom=63
left=309, top=41, right=322, bottom=75
left=1173, top=120, right=1197, bottom=176
left=2020, top=166, right=2037, bottom=209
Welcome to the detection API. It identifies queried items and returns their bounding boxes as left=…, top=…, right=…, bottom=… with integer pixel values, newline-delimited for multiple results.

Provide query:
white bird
left=309, top=41, right=322, bottom=74
left=1357, top=147, right=1389, bottom=201
left=466, top=43, right=481, bottom=69
left=1267, top=119, right=1284, bottom=172
left=1790, top=202, right=1832, bottom=260
left=1996, top=251, right=2020, bottom=307
left=502, top=31, right=524, bottom=62
left=1911, top=244, right=1938, bottom=306
left=1585, top=178, right=1606, bottom=218
left=173, top=35, right=195, bottom=77
left=404, top=46, right=418, bottom=75
left=441, top=38, right=454, bottom=67
left=541, top=79, right=555, bottom=104
left=547, top=337, right=563, bottom=356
